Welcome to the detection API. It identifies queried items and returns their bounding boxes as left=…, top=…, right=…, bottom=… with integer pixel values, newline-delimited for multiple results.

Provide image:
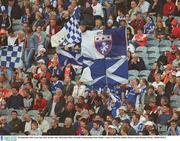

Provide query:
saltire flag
left=51, top=6, right=81, bottom=47
left=81, top=27, right=127, bottom=59
left=80, top=57, right=128, bottom=88
left=57, top=48, right=83, bottom=67
left=0, top=45, right=23, bottom=68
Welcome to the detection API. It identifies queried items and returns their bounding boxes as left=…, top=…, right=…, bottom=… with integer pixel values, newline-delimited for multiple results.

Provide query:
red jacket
left=172, top=27, right=180, bottom=39
left=163, top=2, right=176, bottom=16
left=33, top=98, right=47, bottom=111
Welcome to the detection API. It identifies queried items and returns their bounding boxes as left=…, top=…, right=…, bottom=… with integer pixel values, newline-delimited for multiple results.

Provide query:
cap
left=108, top=125, right=116, bottom=129
left=144, top=121, right=154, bottom=126
left=118, top=106, right=127, bottom=111
left=1, top=6, right=7, bottom=13
left=107, top=19, right=113, bottom=24
left=37, top=59, right=45, bottom=64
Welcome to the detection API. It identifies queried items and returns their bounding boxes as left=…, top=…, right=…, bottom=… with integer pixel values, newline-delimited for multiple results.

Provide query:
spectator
left=163, top=0, right=176, bottom=16
left=137, top=0, right=150, bottom=15
left=128, top=0, right=140, bottom=22
left=144, top=16, right=155, bottom=34
left=33, top=93, right=47, bottom=111
left=0, top=6, right=12, bottom=30
left=74, top=103, right=89, bottom=122
left=91, top=0, right=104, bottom=18
left=0, top=115, right=11, bottom=135
left=167, top=120, right=180, bottom=135
left=29, top=120, right=42, bottom=135
left=36, top=113, right=50, bottom=134
left=116, top=106, right=130, bottom=121
left=121, top=119, right=137, bottom=135
left=60, top=117, right=76, bottom=135
left=8, top=111, right=22, bottom=134
left=62, top=76, right=74, bottom=97
left=6, top=84, right=24, bottom=109
left=132, top=29, right=147, bottom=47
left=90, top=120, right=104, bottom=135
left=46, top=118, right=62, bottom=135
left=22, top=113, right=36, bottom=135
left=148, top=0, right=162, bottom=16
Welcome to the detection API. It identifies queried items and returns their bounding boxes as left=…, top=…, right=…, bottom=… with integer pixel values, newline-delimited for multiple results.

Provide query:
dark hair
left=76, top=103, right=83, bottom=109
left=148, top=85, right=155, bottom=90
left=11, top=110, right=17, bottom=114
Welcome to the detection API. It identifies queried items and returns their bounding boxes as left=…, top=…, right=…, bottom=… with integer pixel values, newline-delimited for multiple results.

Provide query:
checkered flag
left=51, top=6, right=82, bottom=47
left=0, top=45, right=23, bottom=68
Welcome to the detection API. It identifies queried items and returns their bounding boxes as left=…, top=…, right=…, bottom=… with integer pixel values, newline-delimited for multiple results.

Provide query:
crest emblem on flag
left=94, top=35, right=112, bottom=56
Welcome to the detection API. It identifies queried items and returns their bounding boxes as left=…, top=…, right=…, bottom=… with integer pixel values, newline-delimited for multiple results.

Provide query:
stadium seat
left=148, top=53, right=160, bottom=60
left=159, top=40, right=172, bottom=47
left=148, top=58, right=157, bottom=68
left=0, top=109, right=9, bottom=115
left=147, top=40, right=159, bottom=47
left=16, top=109, right=26, bottom=117
left=28, top=110, right=39, bottom=117
left=135, top=46, right=147, bottom=54
left=159, top=47, right=172, bottom=53
left=128, top=76, right=138, bottom=80
left=138, top=70, right=151, bottom=79
left=170, top=95, right=180, bottom=108
left=128, top=70, right=139, bottom=78
left=173, top=40, right=180, bottom=47
left=147, top=34, right=155, bottom=41
left=151, top=16, right=156, bottom=23
left=147, top=47, right=159, bottom=54
left=158, top=124, right=168, bottom=135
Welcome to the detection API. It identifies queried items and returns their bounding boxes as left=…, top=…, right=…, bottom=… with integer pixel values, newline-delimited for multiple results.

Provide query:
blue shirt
left=127, top=87, right=139, bottom=105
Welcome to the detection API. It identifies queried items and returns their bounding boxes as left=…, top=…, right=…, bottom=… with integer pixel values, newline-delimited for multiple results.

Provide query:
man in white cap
left=35, top=48, right=49, bottom=65
left=116, top=106, right=130, bottom=121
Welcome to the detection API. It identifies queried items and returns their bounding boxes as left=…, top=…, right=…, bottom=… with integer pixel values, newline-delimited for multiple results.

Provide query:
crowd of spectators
left=0, top=0, right=180, bottom=136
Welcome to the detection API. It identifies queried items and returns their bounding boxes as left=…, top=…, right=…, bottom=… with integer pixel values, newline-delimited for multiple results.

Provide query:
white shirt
left=139, top=1, right=150, bottom=13
left=24, top=121, right=32, bottom=132
left=92, top=3, right=104, bottom=17
left=50, top=101, right=56, bottom=116
left=152, top=81, right=165, bottom=89
left=72, top=85, right=86, bottom=98
left=39, top=120, right=50, bottom=133
left=8, top=36, right=17, bottom=46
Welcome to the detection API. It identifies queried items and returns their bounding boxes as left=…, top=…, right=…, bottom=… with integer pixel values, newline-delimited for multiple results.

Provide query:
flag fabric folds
left=51, top=6, right=81, bottom=47
left=0, top=45, right=23, bottom=68
left=80, top=57, right=128, bottom=88
left=81, top=27, right=127, bottom=59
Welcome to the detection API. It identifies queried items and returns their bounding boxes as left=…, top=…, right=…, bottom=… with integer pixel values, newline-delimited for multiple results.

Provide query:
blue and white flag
left=57, top=48, right=83, bottom=67
left=80, top=57, right=128, bottom=88
left=51, top=6, right=81, bottom=47
left=0, top=45, right=23, bottom=68
left=81, top=27, right=127, bottom=59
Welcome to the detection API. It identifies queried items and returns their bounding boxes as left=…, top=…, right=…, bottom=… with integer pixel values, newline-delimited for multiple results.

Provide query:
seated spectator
left=128, top=0, right=140, bottom=22
left=130, top=12, right=146, bottom=33
left=173, top=72, right=180, bottom=95
left=144, top=16, right=155, bottom=34
left=132, top=29, right=147, bottom=47
left=59, top=102, right=75, bottom=123
left=90, top=120, right=104, bottom=136
left=36, top=113, right=50, bottom=134
left=116, top=106, right=130, bottom=121
left=148, top=0, right=162, bottom=16
left=120, top=119, right=137, bottom=135
left=50, top=74, right=63, bottom=95
left=0, top=115, right=11, bottom=135
left=43, top=92, right=65, bottom=117
left=46, top=118, right=62, bottom=135
left=137, top=0, right=150, bottom=16
left=93, top=16, right=104, bottom=30
left=33, top=93, right=47, bottom=111
left=23, top=90, right=34, bottom=111
left=6, top=84, right=24, bottom=109
left=7, top=29, right=17, bottom=45
left=32, top=11, right=46, bottom=32
left=173, top=0, right=180, bottom=16
left=152, top=73, right=165, bottom=90
left=156, top=85, right=169, bottom=106
left=158, top=105, right=172, bottom=125
left=8, top=111, right=22, bottom=134
left=74, top=103, right=89, bottom=122
left=29, top=121, right=42, bottom=135
left=22, top=113, right=36, bottom=135
left=130, top=113, right=144, bottom=134
left=163, top=0, right=176, bottom=16
left=0, top=6, right=12, bottom=30
left=129, top=53, right=146, bottom=71
left=141, top=85, right=156, bottom=107
left=167, top=120, right=180, bottom=135
left=62, top=76, right=74, bottom=97
left=60, top=117, right=76, bottom=135
left=142, top=121, right=159, bottom=135
left=155, top=22, right=166, bottom=40
left=21, top=7, right=34, bottom=25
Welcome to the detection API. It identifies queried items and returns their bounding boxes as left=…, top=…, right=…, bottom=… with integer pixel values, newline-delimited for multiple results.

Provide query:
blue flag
left=80, top=57, right=128, bottom=88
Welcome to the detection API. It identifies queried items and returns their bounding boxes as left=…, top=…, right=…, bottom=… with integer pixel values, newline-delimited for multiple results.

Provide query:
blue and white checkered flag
left=51, top=6, right=81, bottom=47
left=0, top=45, right=23, bottom=68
